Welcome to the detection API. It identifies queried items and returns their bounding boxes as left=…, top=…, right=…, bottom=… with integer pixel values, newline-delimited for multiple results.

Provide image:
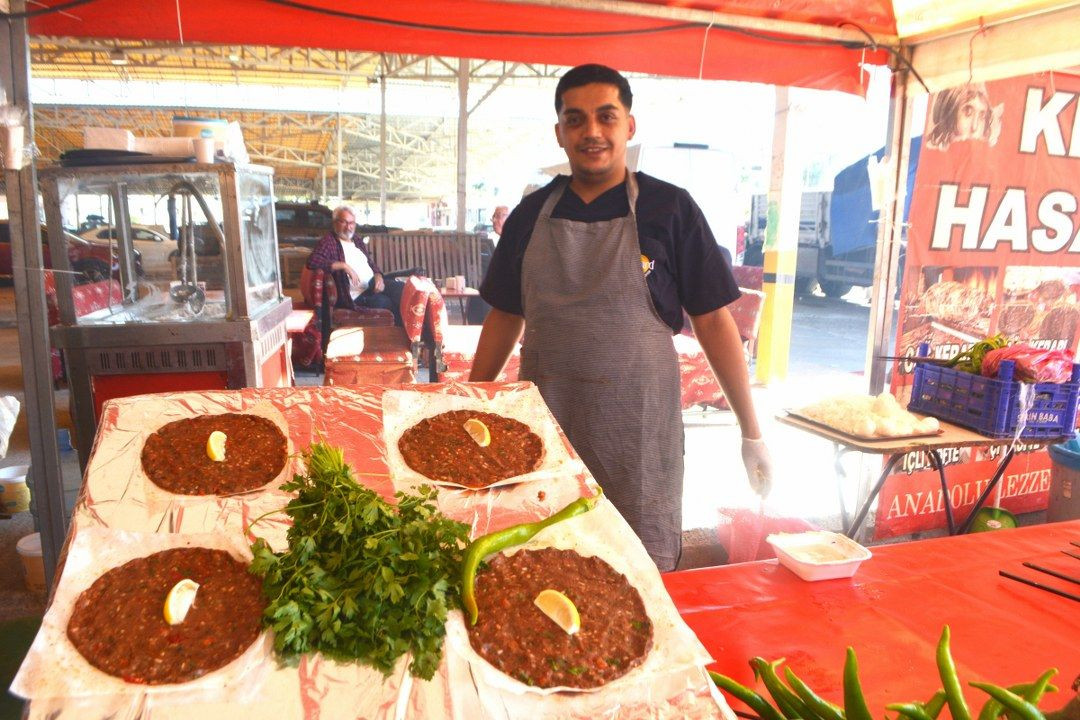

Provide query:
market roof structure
left=31, top=102, right=459, bottom=201
left=27, top=42, right=571, bottom=202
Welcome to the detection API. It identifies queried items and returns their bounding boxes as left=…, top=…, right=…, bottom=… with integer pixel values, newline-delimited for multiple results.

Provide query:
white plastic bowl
left=765, top=531, right=872, bottom=581
left=0, top=464, right=29, bottom=482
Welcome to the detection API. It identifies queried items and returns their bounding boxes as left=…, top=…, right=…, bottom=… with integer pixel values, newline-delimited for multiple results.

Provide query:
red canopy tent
left=30, top=0, right=894, bottom=94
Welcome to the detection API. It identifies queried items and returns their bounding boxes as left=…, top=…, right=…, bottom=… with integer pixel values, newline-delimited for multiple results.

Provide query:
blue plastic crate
left=908, top=357, right=1080, bottom=438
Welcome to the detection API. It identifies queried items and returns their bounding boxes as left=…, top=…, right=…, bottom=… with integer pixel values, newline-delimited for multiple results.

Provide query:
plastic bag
left=981, top=344, right=1075, bottom=383
left=717, top=507, right=817, bottom=563
left=0, top=395, right=20, bottom=458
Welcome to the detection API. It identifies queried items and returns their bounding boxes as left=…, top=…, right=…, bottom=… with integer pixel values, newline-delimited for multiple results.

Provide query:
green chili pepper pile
left=947, top=334, right=1009, bottom=374
left=710, top=626, right=1060, bottom=720
left=461, top=487, right=602, bottom=625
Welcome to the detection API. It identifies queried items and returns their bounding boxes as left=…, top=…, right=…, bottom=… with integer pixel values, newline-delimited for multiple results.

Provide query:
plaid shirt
left=305, top=232, right=382, bottom=309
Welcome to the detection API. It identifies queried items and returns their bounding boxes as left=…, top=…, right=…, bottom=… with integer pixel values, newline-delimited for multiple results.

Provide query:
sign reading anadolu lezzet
left=876, top=72, right=1080, bottom=539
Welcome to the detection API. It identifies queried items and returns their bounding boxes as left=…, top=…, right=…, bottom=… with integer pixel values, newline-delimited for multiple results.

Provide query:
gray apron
left=520, top=174, right=684, bottom=570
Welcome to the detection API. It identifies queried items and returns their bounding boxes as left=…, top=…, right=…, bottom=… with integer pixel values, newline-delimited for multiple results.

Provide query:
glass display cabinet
left=38, top=162, right=293, bottom=463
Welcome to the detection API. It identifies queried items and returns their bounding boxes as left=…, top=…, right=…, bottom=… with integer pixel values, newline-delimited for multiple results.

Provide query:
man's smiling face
left=555, top=83, right=636, bottom=191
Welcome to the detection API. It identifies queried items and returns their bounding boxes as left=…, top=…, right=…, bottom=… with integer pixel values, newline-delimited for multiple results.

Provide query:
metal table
left=777, top=413, right=1068, bottom=537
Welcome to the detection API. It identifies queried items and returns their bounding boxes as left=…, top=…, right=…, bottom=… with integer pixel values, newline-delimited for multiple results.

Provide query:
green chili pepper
left=752, top=658, right=814, bottom=720
left=971, top=683, right=1048, bottom=720
left=924, top=690, right=948, bottom=719
left=978, top=680, right=1057, bottom=720
left=710, top=670, right=787, bottom=720
left=937, top=625, right=972, bottom=720
left=1000, top=672, right=1058, bottom=720
left=784, top=666, right=845, bottom=720
left=461, top=487, right=602, bottom=625
left=844, top=648, right=874, bottom=720
left=947, top=334, right=1008, bottom=374
left=888, top=703, right=938, bottom=720
left=1020, top=670, right=1058, bottom=706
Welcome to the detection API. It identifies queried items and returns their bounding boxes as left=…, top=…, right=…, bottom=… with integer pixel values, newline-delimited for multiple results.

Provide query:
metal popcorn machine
left=39, top=161, right=292, bottom=465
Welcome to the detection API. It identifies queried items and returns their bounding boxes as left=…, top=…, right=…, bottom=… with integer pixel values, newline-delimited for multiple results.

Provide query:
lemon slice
left=163, top=578, right=200, bottom=625
left=534, top=589, right=580, bottom=635
left=463, top=418, right=491, bottom=448
left=206, top=430, right=227, bottom=462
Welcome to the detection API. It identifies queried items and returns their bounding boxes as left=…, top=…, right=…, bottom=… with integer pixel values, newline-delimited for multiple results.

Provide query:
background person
left=491, top=205, right=509, bottom=239
left=469, top=64, right=772, bottom=570
left=306, top=205, right=403, bottom=324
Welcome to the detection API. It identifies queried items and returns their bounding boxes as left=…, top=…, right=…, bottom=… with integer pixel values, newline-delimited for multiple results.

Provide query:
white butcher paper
left=445, top=499, right=733, bottom=719
left=382, top=386, right=585, bottom=491
left=75, top=395, right=298, bottom=534
left=11, top=528, right=273, bottom=705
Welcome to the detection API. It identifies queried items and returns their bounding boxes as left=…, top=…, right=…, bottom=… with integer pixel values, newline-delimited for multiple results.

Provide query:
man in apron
left=470, top=64, right=772, bottom=571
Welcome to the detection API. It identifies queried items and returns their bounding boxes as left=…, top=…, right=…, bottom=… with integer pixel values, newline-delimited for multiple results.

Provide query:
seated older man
left=305, top=205, right=403, bottom=325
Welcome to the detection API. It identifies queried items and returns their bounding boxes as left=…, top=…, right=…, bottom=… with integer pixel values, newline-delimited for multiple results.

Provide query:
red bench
left=323, top=276, right=442, bottom=386
left=437, top=325, right=521, bottom=383
left=677, top=285, right=766, bottom=411
left=289, top=265, right=395, bottom=371
left=44, top=272, right=124, bottom=381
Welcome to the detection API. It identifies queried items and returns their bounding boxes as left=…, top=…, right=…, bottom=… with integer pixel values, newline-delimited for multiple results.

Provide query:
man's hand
left=741, top=437, right=773, bottom=498
left=372, top=272, right=385, bottom=293
left=332, top=261, right=361, bottom=288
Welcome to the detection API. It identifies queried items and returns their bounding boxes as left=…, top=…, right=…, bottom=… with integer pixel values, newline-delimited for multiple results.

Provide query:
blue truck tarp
left=829, top=136, right=921, bottom=257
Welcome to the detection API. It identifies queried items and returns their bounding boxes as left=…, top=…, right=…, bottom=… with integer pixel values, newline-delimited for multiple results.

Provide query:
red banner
left=877, top=72, right=1080, bottom=539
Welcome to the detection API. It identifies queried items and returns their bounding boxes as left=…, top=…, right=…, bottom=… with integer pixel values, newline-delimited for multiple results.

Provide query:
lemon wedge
left=163, top=578, right=200, bottom=625
left=534, top=589, right=580, bottom=635
left=463, top=418, right=491, bottom=448
left=206, top=430, right=227, bottom=462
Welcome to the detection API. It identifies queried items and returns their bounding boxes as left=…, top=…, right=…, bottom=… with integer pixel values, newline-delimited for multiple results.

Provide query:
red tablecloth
left=664, top=521, right=1080, bottom=713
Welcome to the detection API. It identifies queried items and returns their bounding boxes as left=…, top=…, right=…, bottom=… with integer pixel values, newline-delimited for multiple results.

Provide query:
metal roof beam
left=30, top=38, right=570, bottom=83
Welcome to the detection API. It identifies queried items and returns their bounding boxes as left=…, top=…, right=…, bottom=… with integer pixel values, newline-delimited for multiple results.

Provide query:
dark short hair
left=554, top=64, right=633, bottom=113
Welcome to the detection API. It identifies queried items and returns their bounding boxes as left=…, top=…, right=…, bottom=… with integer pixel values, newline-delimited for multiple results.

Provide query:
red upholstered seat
left=731, top=264, right=764, bottom=292
left=291, top=265, right=395, bottom=370
left=726, top=288, right=765, bottom=361
left=323, top=276, right=440, bottom=386
left=323, top=326, right=417, bottom=385
left=285, top=309, right=314, bottom=335
left=676, top=288, right=765, bottom=410
left=438, top=325, right=521, bottom=383
left=45, top=272, right=124, bottom=382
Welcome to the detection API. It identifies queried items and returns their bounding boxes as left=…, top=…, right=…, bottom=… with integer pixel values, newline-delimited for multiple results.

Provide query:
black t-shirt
left=480, top=172, right=740, bottom=334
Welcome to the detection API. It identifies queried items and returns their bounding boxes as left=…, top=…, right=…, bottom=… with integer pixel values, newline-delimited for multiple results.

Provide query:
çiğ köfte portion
left=465, top=547, right=653, bottom=689
left=398, top=410, right=543, bottom=488
left=66, top=547, right=265, bottom=685
left=141, top=413, right=287, bottom=495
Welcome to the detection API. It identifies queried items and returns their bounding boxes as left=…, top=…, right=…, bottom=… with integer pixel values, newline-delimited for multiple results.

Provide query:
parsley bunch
left=249, top=442, right=471, bottom=679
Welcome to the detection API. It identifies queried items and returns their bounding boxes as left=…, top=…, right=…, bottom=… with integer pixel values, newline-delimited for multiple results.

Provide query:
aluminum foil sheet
left=17, top=382, right=729, bottom=719
left=11, top=528, right=273, bottom=705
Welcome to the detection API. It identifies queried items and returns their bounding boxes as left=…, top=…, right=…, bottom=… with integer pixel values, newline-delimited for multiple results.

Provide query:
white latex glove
left=741, top=437, right=773, bottom=498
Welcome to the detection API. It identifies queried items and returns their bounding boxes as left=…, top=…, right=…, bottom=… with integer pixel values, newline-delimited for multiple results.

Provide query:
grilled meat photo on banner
left=881, top=70, right=1080, bottom=540
left=917, top=279, right=994, bottom=330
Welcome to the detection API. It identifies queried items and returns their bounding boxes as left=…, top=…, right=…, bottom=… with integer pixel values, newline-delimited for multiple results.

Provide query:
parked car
left=80, top=224, right=175, bottom=279
left=0, top=220, right=141, bottom=285
left=75, top=214, right=107, bottom=235
left=275, top=201, right=334, bottom=249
